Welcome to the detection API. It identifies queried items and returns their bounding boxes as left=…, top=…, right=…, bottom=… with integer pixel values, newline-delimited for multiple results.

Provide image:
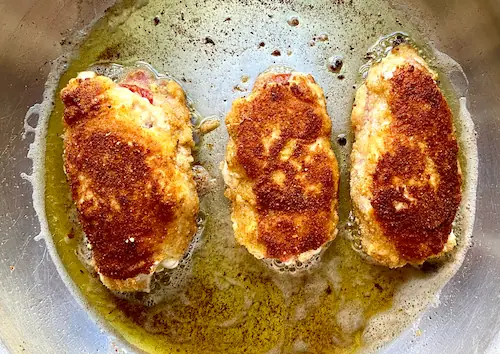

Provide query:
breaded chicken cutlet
left=350, top=44, right=461, bottom=268
left=222, top=72, right=339, bottom=264
left=61, top=69, right=199, bottom=292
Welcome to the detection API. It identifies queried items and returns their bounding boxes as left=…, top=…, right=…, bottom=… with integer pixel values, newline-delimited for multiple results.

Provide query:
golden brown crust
left=61, top=70, right=198, bottom=290
left=224, top=72, right=339, bottom=261
left=350, top=45, right=461, bottom=267
left=64, top=130, right=176, bottom=279
left=371, top=64, right=461, bottom=262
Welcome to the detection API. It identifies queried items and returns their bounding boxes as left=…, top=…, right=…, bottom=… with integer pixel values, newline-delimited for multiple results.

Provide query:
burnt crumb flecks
left=337, top=134, right=347, bottom=146
left=287, top=16, right=299, bottom=26
left=392, top=34, right=407, bottom=47
left=59, top=38, right=73, bottom=46
left=325, top=285, right=333, bottom=295
left=97, top=45, right=122, bottom=61
left=315, top=33, right=329, bottom=42
left=204, top=37, right=216, bottom=45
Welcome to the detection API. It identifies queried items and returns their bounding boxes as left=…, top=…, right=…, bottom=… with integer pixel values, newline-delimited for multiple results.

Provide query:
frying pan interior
left=1, top=0, right=500, bottom=353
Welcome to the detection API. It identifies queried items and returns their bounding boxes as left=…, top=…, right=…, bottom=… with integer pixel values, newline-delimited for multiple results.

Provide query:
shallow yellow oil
left=42, top=0, right=472, bottom=353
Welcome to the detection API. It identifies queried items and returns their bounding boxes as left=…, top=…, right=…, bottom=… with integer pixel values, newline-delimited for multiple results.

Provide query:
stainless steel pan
left=1, top=0, right=500, bottom=353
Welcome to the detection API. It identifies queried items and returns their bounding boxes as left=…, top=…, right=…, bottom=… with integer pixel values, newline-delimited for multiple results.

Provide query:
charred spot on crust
left=371, top=65, right=461, bottom=263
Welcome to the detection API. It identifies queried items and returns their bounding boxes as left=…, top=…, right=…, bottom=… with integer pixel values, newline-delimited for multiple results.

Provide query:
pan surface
left=1, top=0, right=499, bottom=353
